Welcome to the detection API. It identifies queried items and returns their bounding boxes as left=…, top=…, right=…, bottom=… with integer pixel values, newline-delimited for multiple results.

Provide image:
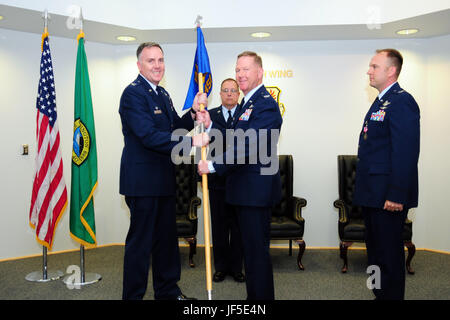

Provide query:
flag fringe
left=69, top=232, right=97, bottom=248
left=29, top=199, right=68, bottom=250
left=71, top=181, right=98, bottom=247
left=41, top=32, right=49, bottom=52
left=77, top=30, right=85, bottom=43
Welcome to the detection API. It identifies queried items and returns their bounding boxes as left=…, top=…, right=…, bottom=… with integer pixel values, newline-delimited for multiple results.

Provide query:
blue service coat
left=353, top=82, right=420, bottom=209
left=119, top=75, right=194, bottom=197
left=213, top=85, right=283, bottom=208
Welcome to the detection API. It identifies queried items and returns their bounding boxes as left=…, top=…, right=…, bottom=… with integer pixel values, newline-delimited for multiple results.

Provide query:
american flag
left=29, top=32, right=68, bottom=250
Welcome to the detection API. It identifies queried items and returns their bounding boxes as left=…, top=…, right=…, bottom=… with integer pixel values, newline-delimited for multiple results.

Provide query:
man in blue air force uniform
left=353, top=49, right=420, bottom=300
left=207, top=78, right=245, bottom=283
left=119, top=42, right=208, bottom=300
left=198, top=51, right=282, bottom=300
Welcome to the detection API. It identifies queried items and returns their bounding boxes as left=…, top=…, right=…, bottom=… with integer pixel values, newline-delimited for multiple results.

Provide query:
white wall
left=419, top=36, right=450, bottom=252
left=1, top=27, right=449, bottom=260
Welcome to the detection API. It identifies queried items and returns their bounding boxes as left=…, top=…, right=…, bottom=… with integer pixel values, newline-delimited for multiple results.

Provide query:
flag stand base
left=25, top=270, right=64, bottom=282
left=25, top=246, right=63, bottom=282
left=62, top=245, right=101, bottom=286
left=62, top=272, right=101, bottom=286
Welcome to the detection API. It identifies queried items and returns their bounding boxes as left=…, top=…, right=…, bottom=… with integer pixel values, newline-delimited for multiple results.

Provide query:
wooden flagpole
left=198, top=72, right=213, bottom=300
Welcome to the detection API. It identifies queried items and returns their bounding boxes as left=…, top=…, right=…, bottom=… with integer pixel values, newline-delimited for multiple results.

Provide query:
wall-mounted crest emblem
left=266, top=86, right=285, bottom=117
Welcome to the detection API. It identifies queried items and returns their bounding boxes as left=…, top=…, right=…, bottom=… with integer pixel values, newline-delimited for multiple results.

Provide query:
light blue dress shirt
left=378, top=81, right=397, bottom=100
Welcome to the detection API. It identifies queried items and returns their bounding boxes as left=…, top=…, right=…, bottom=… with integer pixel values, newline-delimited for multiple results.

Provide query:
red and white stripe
left=29, top=110, right=68, bottom=249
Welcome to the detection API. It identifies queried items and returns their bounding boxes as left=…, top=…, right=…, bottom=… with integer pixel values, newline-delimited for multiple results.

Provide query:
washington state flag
left=70, top=31, right=98, bottom=247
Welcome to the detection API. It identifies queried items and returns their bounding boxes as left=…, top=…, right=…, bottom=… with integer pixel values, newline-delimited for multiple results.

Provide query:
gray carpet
left=0, top=245, right=449, bottom=300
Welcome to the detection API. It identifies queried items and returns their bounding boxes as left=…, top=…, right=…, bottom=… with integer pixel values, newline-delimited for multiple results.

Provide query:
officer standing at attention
left=353, top=48, right=420, bottom=300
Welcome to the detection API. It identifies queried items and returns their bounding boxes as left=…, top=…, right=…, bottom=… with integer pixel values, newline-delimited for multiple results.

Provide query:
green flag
left=70, top=31, right=98, bottom=247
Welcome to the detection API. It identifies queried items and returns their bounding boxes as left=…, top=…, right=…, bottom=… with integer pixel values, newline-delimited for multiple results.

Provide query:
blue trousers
left=210, top=188, right=244, bottom=274
left=363, top=206, right=408, bottom=300
left=235, top=205, right=274, bottom=300
left=122, top=196, right=182, bottom=300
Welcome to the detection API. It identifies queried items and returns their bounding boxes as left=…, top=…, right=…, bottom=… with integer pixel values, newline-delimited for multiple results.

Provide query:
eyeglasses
left=221, top=88, right=239, bottom=94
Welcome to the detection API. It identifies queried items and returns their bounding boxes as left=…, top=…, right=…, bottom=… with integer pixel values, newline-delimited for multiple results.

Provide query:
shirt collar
left=378, top=81, right=397, bottom=100
left=221, top=104, right=237, bottom=115
left=243, top=83, right=264, bottom=105
left=139, top=73, right=158, bottom=93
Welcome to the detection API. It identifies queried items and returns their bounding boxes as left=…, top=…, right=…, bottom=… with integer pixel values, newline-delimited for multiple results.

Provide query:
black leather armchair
left=333, top=155, right=415, bottom=274
left=175, top=156, right=201, bottom=268
left=270, top=155, right=307, bottom=270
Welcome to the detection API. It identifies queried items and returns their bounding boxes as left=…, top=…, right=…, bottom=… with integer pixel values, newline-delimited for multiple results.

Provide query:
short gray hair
left=237, top=51, right=263, bottom=68
left=136, top=42, right=163, bottom=60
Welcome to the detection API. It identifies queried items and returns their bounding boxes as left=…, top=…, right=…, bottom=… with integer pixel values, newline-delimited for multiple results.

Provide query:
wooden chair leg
left=405, top=241, right=415, bottom=275
left=185, top=237, right=197, bottom=268
left=296, top=240, right=306, bottom=270
left=340, top=241, right=352, bottom=273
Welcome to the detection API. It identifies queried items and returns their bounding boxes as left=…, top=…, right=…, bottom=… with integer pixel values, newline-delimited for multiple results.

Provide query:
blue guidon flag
left=182, top=26, right=212, bottom=110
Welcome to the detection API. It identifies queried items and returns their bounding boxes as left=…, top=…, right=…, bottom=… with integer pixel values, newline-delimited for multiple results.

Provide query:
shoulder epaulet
left=160, top=87, right=169, bottom=97
left=130, top=79, right=141, bottom=87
